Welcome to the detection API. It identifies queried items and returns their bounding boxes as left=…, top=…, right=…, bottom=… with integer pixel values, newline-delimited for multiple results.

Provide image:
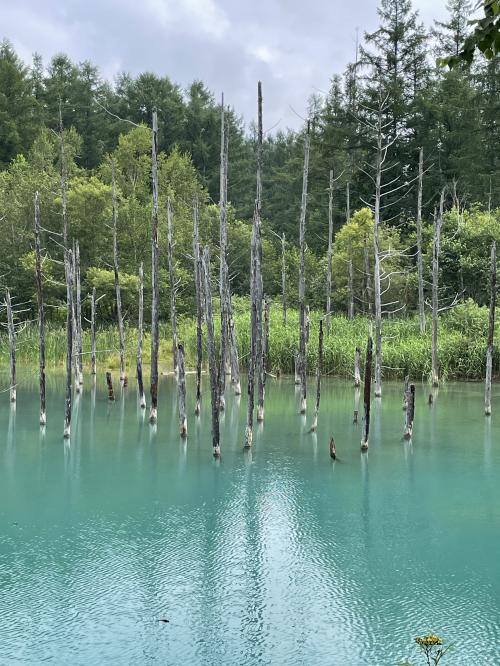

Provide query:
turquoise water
left=1, top=372, right=500, bottom=665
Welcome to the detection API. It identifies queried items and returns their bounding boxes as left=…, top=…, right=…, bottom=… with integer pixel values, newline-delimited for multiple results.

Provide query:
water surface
left=1, top=373, right=499, bottom=665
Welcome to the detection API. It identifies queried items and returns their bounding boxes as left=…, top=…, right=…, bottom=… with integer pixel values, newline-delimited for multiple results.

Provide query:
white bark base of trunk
left=233, top=381, right=242, bottom=396
left=300, top=397, right=306, bottom=414
left=213, top=444, right=221, bottom=458
left=63, top=423, right=71, bottom=439
left=244, top=426, right=253, bottom=449
left=180, top=417, right=187, bottom=439
left=10, top=388, right=16, bottom=403
left=40, top=411, right=47, bottom=426
left=256, top=405, right=264, bottom=422
left=149, top=407, right=158, bottom=424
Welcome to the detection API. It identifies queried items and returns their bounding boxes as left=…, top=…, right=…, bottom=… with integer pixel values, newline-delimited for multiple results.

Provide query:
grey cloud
left=2, top=0, right=449, bottom=131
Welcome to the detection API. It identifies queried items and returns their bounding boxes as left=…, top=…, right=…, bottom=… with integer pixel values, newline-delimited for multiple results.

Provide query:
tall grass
left=1, top=301, right=495, bottom=381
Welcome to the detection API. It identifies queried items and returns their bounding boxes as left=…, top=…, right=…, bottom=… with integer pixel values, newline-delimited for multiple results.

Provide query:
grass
left=0, top=302, right=496, bottom=382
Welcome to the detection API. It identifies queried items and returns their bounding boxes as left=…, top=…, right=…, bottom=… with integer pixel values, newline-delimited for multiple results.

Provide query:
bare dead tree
left=5, top=290, right=16, bottom=403
left=63, top=249, right=73, bottom=439
left=34, top=191, right=46, bottom=425
left=363, top=238, right=372, bottom=317
left=254, top=82, right=264, bottom=421
left=218, top=94, right=230, bottom=409
left=326, top=170, right=334, bottom=334
left=281, top=232, right=287, bottom=326
left=201, top=246, right=220, bottom=457
left=431, top=190, right=445, bottom=387
left=346, top=181, right=351, bottom=222
left=245, top=202, right=259, bottom=449
left=150, top=109, right=160, bottom=424
left=74, top=241, right=83, bottom=389
left=417, top=147, right=426, bottom=334
left=166, top=197, right=178, bottom=376
left=193, top=197, right=203, bottom=415
left=485, top=240, right=496, bottom=416
left=112, top=159, right=126, bottom=383
left=137, top=262, right=146, bottom=409
left=298, top=121, right=311, bottom=413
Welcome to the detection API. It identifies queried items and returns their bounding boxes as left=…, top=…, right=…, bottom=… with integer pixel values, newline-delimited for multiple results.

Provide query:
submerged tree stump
left=106, top=371, right=115, bottom=401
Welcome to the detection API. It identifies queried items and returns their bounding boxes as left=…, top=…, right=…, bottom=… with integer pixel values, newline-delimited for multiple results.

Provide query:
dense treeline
left=0, top=0, right=499, bottom=327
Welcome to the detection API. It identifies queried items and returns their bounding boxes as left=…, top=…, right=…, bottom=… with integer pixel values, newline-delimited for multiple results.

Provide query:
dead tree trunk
left=218, top=94, right=229, bottom=409
left=106, top=371, right=115, bottom=401
left=137, top=262, right=146, bottom=409
left=34, top=191, right=46, bottom=425
left=150, top=109, right=160, bottom=423
left=485, top=240, right=496, bottom=416
left=310, top=318, right=324, bottom=432
left=361, top=335, right=373, bottom=450
left=63, top=249, right=73, bottom=439
left=281, top=232, right=287, bottom=326
left=193, top=197, right=203, bottom=414
left=403, top=384, right=415, bottom=439
left=201, top=246, right=220, bottom=456
left=354, top=346, right=361, bottom=387
left=298, top=121, right=311, bottom=413
left=348, top=258, right=354, bottom=320
left=112, top=160, right=126, bottom=383
left=5, top=290, right=16, bottom=403
left=254, top=82, right=264, bottom=422
left=364, top=238, right=372, bottom=317
left=326, top=170, right=334, bottom=335
left=91, top=287, right=97, bottom=376
left=373, top=124, right=383, bottom=398
left=167, top=197, right=178, bottom=375
left=74, top=241, right=83, bottom=388
left=417, top=147, right=426, bottom=334
left=177, top=342, right=187, bottom=438
left=257, top=296, right=270, bottom=421
left=245, top=203, right=259, bottom=448
left=431, top=190, right=445, bottom=388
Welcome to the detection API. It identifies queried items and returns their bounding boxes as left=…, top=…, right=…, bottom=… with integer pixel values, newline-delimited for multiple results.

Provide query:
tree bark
left=361, top=335, right=373, bottom=450
left=5, top=290, right=16, bottom=403
left=417, top=147, right=426, bottom=334
left=298, top=121, right=311, bottom=413
left=112, top=159, right=126, bottom=383
left=63, top=249, right=73, bottom=439
left=326, top=170, right=334, bottom=334
left=403, top=384, right=415, bottom=439
left=310, top=318, right=323, bottom=432
left=177, top=342, right=187, bottom=438
left=150, top=109, right=160, bottom=423
left=34, top=191, right=46, bottom=425
left=354, top=346, right=361, bottom=387
left=431, top=190, right=445, bottom=388
left=346, top=181, right=351, bottom=222
left=485, top=240, right=496, bottom=416
left=403, top=374, right=409, bottom=410
left=137, top=262, right=146, bottom=408
left=193, top=197, right=203, bottom=414
left=219, top=94, right=230, bottom=406
left=201, top=246, right=220, bottom=456
left=91, top=287, right=97, bottom=376
left=228, top=293, right=241, bottom=395
left=167, top=197, right=178, bottom=375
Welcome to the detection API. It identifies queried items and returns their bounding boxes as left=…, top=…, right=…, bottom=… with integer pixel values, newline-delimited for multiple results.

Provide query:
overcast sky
left=3, top=0, right=449, bottom=130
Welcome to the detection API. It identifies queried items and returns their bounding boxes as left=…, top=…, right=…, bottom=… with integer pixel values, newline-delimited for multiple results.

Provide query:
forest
left=0, top=0, right=499, bottom=381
